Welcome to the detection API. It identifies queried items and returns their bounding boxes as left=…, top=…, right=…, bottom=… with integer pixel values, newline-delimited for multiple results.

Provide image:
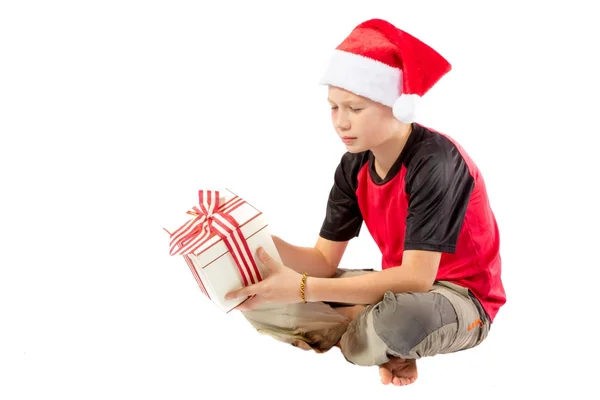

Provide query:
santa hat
left=319, top=18, right=451, bottom=123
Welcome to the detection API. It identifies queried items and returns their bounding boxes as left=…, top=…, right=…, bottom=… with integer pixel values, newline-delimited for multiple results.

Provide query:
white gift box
left=163, top=189, right=282, bottom=313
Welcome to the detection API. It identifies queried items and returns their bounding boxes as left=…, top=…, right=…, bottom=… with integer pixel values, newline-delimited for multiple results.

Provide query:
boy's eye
left=329, top=105, right=362, bottom=112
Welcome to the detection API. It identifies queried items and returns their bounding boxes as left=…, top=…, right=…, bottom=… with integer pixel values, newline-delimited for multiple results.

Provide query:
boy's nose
left=335, top=117, right=351, bottom=131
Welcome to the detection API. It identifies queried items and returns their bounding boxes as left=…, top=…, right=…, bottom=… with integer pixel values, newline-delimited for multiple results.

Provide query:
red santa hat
left=319, top=18, right=451, bottom=123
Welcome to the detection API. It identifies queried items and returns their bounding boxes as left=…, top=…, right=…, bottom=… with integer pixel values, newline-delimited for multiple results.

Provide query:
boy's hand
left=224, top=247, right=305, bottom=311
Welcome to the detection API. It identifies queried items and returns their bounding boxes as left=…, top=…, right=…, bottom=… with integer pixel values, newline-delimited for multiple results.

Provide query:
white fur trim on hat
left=319, top=49, right=402, bottom=107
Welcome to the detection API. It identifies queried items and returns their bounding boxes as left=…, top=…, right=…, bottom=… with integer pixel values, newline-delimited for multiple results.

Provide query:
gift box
left=163, top=189, right=282, bottom=313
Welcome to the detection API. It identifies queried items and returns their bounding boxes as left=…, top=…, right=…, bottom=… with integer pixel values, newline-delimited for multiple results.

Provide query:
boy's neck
left=371, top=123, right=413, bottom=179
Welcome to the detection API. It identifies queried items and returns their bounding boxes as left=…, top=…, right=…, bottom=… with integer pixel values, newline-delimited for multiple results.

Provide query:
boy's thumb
left=257, top=247, right=277, bottom=269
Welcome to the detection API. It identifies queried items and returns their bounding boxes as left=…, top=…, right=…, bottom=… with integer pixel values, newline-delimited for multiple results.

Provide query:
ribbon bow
left=168, top=190, right=262, bottom=287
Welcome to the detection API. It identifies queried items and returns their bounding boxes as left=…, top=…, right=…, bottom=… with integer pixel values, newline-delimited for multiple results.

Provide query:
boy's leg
left=339, top=281, right=491, bottom=366
left=240, top=268, right=374, bottom=352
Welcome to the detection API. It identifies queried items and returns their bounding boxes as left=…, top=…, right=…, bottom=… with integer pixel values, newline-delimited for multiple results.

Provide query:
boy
left=226, top=18, right=506, bottom=387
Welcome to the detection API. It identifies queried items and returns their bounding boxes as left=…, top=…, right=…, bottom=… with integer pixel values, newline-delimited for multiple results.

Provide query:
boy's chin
left=344, top=146, right=366, bottom=154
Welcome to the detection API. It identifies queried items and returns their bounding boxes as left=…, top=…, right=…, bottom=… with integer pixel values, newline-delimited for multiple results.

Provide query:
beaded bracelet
left=300, top=272, right=308, bottom=303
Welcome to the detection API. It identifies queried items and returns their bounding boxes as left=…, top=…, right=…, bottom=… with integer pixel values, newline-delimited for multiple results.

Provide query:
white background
left=1, top=1, right=599, bottom=398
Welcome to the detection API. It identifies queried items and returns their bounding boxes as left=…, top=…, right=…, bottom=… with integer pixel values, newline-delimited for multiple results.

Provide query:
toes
left=391, top=375, right=416, bottom=386
left=379, top=366, right=393, bottom=385
left=392, top=376, right=408, bottom=386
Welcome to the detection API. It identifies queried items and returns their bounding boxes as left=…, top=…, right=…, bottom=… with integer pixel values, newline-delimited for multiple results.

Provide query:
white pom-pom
left=392, top=94, right=418, bottom=123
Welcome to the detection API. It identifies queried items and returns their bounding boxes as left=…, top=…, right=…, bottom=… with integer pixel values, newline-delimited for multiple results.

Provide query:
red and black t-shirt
left=319, top=123, right=506, bottom=322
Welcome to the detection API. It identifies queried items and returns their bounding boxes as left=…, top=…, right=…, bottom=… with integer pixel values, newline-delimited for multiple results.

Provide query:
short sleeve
left=404, top=145, right=474, bottom=253
left=319, top=153, right=364, bottom=241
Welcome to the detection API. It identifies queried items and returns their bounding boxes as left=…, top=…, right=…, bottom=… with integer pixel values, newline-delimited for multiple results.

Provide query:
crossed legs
left=242, top=269, right=490, bottom=386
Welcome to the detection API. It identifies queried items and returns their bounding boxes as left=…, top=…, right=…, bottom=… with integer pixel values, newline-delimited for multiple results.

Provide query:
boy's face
left=327, top=86, right=399, bottom=154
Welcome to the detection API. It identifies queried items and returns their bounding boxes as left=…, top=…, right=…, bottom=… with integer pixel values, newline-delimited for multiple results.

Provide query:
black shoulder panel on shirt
left=319, top=151, right=369, bottom=242
left=403, top=127, right=475, bottom=253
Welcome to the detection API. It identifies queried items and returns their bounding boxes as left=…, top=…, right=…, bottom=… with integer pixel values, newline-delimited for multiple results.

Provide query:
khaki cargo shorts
left=241, top=268, right=490, bottom=366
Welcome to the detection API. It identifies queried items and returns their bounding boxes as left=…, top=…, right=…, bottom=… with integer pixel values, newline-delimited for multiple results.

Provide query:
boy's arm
left=305, top=249, right=441, bottom=304
left=308, top=131, right=475, bottom=305
left=226, top=246, right=438, bottom=309
left=271, top=234, right=349, bottom=278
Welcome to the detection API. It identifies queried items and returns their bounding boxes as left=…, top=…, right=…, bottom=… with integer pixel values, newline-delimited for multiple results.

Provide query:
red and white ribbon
left=169, top=190, right=263, bottom=288
left=183, top=254, right=210, bottom=299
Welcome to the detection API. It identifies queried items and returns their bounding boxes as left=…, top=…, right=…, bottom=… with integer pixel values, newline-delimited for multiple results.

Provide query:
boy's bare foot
left=379, top=357, right=418, bottom=386
left=332, top=305, right=417, bottom=385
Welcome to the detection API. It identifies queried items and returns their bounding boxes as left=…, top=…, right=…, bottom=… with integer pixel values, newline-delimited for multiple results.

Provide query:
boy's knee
left=339, top=304, right=390, bottom=366
left=340, top=291, right=458, bottom=364
left=372, top=291, right=457, bottom=357
left=242, top=302, right=350, bottom=353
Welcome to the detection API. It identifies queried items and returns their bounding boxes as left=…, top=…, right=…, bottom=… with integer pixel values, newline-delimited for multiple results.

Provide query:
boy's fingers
left=225, top=281, right=265, bottom=300
left=257, top=247, right=280, bottom=271
left=236, top=295, right=262, bottom=311
left=225, top=286, right=251, bottom=300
